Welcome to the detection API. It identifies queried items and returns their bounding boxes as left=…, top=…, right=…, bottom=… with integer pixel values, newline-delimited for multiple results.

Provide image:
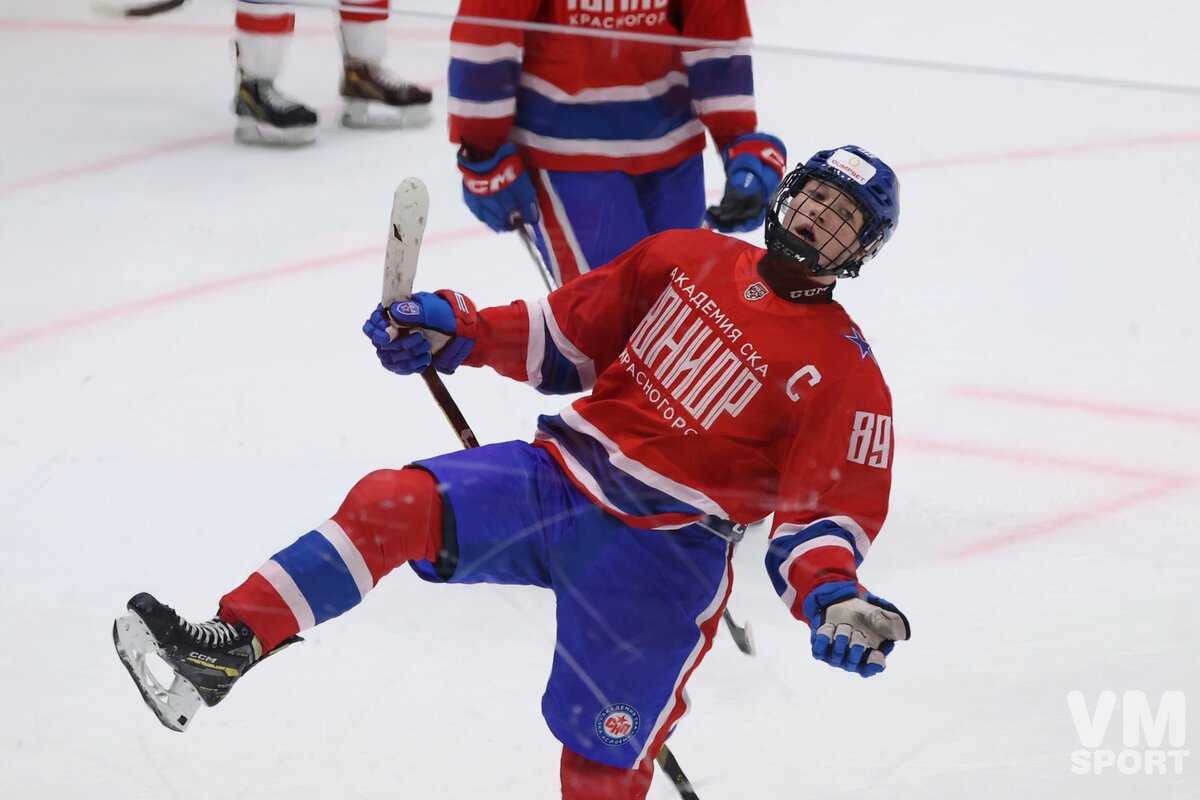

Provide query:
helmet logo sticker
left=828, top=148, right=877, bottom=185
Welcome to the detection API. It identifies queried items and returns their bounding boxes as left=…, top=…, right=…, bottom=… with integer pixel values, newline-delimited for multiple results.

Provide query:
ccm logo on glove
left=463, top=159, right=521, bottom=196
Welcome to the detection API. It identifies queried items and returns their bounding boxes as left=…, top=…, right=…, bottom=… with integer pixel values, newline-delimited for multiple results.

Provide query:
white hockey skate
left=340, top=61, right=433, bottom=129
left=233, top=76, right=318, bottom=147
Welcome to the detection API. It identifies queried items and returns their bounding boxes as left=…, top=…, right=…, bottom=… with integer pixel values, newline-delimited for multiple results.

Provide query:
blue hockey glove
left=705, top=132, right=787, bottom=233
left=457, top=142, right=540, bottom=232
left=362, top=291, right=476, bottom=376
left=805, top=581, right=910, bottom=678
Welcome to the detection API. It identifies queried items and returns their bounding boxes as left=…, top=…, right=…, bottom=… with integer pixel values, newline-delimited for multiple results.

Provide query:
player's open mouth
left=796, top=225, right=817, bottom=243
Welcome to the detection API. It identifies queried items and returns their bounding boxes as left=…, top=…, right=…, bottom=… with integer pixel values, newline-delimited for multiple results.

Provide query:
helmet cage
left=764, top=147, right=898, bottom=278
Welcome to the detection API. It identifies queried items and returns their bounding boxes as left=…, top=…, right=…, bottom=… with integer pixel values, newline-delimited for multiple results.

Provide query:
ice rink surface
left=2, top=1, right=1199, bottom=797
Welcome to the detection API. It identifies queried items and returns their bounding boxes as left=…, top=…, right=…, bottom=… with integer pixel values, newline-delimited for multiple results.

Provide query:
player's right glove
left=457, top=142, right=540, bottom=232
left=362, top=291, right=478, bottom=376
left=705, top=132, right=787, bottom=233
left=805, top=581, right=910, bottom=678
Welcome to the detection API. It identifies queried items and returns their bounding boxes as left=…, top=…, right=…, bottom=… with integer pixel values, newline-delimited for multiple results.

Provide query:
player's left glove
left=805, top=581, right=910, bottom=678
left=705, top=132, right=787, bottom=233
left=362, top=291, right=478, bottom=376
left=457, top=142, right=540, bottom=232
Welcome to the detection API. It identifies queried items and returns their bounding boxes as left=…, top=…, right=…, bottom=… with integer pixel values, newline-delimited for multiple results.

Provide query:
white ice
left=1, top=1, right=1199, bottom=798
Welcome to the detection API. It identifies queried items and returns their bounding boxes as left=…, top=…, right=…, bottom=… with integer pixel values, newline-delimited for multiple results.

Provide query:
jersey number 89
left=847, top=412, right=892, bottom=468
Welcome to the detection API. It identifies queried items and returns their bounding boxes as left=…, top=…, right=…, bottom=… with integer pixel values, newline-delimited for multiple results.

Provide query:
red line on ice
left=946, top=476, right=1195, bottom=558
left=951, top=386, right=1200, bottom=426
left=905, top=436, right=1198, bottom=558
left=895, top=130, right=1200, bottom=171
left=901, top=436, right=1189, bottom=483
left=0, top=227, right=484, bottom=353
left=0, top=131, right=230, bottom=196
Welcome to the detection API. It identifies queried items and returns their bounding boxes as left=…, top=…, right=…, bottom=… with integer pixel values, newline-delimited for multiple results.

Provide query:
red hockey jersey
left=448, top=0, right=758, bottom=173
left=458, top=229, right=895, bottom=621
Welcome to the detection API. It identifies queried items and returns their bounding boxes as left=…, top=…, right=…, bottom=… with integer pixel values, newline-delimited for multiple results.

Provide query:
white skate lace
left=182, top=618, right=243, bottom=648
left=258, top=82, right=301, bottom=112
left=363, top=64, right=415, bottom=93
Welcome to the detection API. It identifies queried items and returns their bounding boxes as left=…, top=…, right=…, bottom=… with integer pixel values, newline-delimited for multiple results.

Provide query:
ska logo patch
left=596, top=703, right=640, bottom=746
left=744, top=281, right=769, bottom=301
left=393, top=300, right=421, bottom=316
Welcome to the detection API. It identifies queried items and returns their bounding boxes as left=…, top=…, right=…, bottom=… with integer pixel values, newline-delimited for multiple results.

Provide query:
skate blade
left=112, top=612, right=202, bottom=732
left=234, top=118, right=317, bottom=147
left=341, top=99, right=432, bottom=130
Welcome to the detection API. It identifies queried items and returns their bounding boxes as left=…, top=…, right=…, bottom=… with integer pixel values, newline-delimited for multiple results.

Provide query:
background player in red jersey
left=114, top=145, right=910, bottom=800
left=232, top=0, right=432, bottom=145
left=448, top=0, right=788, bottom=284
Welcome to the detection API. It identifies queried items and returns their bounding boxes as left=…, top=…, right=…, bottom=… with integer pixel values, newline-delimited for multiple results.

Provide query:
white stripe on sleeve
left=447, top=97, right=517, bottom=120
left=777, top=535, right=856, bottom=610
left=449, top=41, right=523, bottom=64
left=537, top=296, right=596, bottom=388
left=692, top=95, right=757, bottom=116
left=525, top=299, right=547, bottom=386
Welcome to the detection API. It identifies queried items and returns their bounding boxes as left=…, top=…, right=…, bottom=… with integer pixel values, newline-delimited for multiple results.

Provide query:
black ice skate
left=340, top=61, right=432, bottom=129
left=233, top=76, right=318, bottom=146
left=113, top=592, right=291, bottom=732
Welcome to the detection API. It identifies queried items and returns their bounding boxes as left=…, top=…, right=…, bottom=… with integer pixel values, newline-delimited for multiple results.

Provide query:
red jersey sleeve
left=764, top=362, right=895, bottom=624
left=679, top=0, right=757, bottom=152
left=449, top=1, right=541, bottom=156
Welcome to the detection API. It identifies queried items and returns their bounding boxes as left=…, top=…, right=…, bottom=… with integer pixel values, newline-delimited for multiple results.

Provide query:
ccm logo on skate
left=596, top=703, right=640, bottom=746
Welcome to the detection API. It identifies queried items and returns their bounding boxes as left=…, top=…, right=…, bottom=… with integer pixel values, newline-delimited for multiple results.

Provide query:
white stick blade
left=382, top=178, right=430, bottom=306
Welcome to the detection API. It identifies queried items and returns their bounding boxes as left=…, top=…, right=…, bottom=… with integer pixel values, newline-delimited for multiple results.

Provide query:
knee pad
left=332, top=467, right=444, bottom=583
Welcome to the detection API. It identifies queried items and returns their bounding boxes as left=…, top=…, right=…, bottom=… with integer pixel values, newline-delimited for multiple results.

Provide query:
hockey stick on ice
left=655, top=746, right=701, bottom=800
left=382, top=178, right=479, bottom=449
left=92, top=0, right=187, bottom=18
left=514, top=218, right=757, bottom=658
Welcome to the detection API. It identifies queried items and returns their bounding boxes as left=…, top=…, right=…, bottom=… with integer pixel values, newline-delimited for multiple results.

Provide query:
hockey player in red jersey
left=233, top=0, right=432, bottom=145
left=113, top=145, right=910, bottom=799
left=449, top=0, right=788, bottom=284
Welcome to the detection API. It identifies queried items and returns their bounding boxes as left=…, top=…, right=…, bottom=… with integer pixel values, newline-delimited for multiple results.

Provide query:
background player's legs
left=635, top=154, right=706, bottom=235
left=527, top=168, right=651, bottom=285
left=338, top=0, right=432, bottom=129
left=527, top=157, right=707, bottom=285
left=233, top=1, right=317, bottom=145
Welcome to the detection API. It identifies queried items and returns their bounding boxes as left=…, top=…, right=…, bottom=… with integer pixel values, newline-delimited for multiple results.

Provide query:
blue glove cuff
left=457, top=141, right=519, bottom=172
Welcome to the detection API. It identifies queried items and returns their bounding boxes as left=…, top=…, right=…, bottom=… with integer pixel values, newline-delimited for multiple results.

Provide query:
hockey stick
left=513, top=219, right=557, bottom=292
left=655, top=747, right=701, bottom=800
left=721, top=607, right=755, bottom=656
left=382, top=178, right=479, bottom=449
left=513, top=219, right=757, bottom=658
left=92, top=0, right=187, bottom=18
